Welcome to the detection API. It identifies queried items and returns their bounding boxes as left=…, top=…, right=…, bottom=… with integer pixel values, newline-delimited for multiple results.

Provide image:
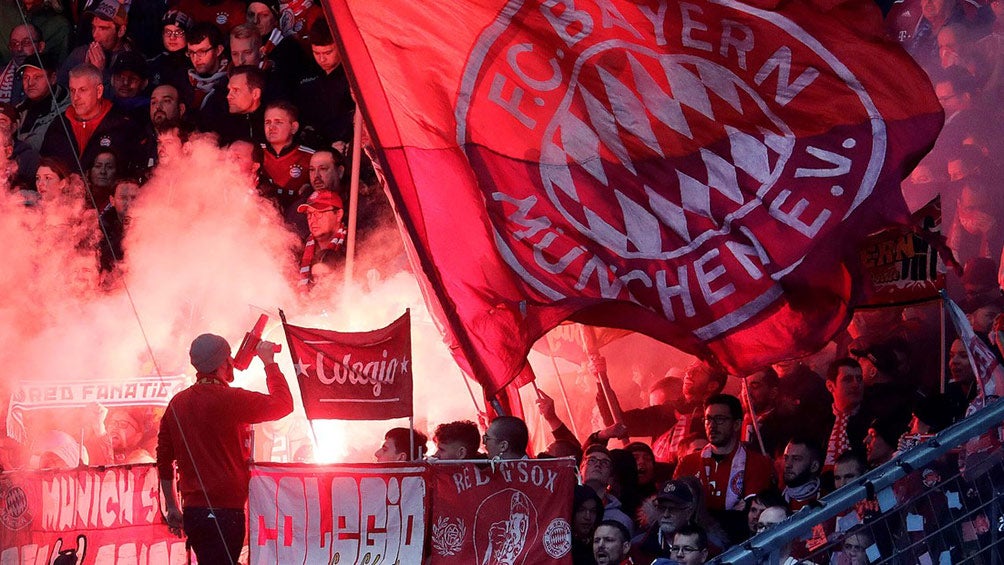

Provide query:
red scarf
left=298, top=227, right=347, bottom=286
left=67, top=99, right=112, bottom=156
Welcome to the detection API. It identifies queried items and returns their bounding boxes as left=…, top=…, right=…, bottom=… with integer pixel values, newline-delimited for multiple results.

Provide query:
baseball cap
left=19, top=52, right=59, bottom=74
left=656, top=480, right=695, bottom=506
left=297, top=190, right=343, bottom=213
left=87, top=0, right=128, bottom=27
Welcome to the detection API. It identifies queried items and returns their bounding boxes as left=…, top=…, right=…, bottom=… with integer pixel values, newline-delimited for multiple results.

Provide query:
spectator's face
left=969, top=304, right=1003, bottom=334
left=827, top=366, right=864, bottom=411
left=592, top=525, right=629, bottom=565
left=227, top=141, right=258, bottom=177
left=91, top=17, right=121, bottom=51
left=581, top=451, right=613, bottom=485
left=264, top=107, right=297, bottom=147
left=227, top=73, right=258, bottom=114
left=306, top=207, right=342, bottom=239
left=783, top=442, right=818, bottom=486
left=111, top=70, right=146, bottom=99
left=573, top=498, right=599, bottom=540
left=105, top=413, right=141, bottom=452
left=949, top=339, right=975, bottom=383
left=631, top=450, right=655, bottom=484
left=842, top=533, right=872, bottom=565
left=161, top=24, right=186, bottom=53
left=669, top=533, right=708, bottom=565
left=703, top=403, right=739, bottom=448
left=373, top=437, right=405, bottom=462
left=157, top=128, right=183, bottom=165
left=938, top=27, right=961, bottom=69
left=22, top=66, right=52, bottom=101
left=309, top=152, right=340, bottom=191
left=922, top=0, right=950, bottom=21
left=150, top=85, right=183, bottom=126
left=9, top=25, right=41, bottom=64
left=682, top=367, right=711, bottom=402
left=111, top=181, right=140, bottom=219
left=230, top=36, right=262, bottom=67
left=755, top=506, right=787, bottom=533
left=187, top=38, right=223, bottom=76
left=745, top=370, right=775, bottom=412
left=656, top=499, right=693, bottom=536
left=0, top=114, right=12, bottom=136
left=747, top=498, right=767, bottom=533
left=482, top=422, right=507, bottom=458
left=247, top=3, right=277, bottom=36
left=432, top=440, right=466, bottom=460
left=833, top=460, right=864, bottom=489
left=311, top=43, right=341, bottom=74
left=68, top=74, right=103, bottom=120
left=35, top=166, right=67, bottom=198
left=90, top=153, right=116, bottom=188
left=935, top=81, right=966, bottom=114
left=865, top=428, right=893, bottom=466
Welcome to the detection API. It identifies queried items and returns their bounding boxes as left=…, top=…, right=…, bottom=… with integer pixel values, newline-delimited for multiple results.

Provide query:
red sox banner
left=284, top=311, right=412, bottom=420
left=249, top=463, right=427, bottom=564
left=0, top=465, right=185, bottom=564
left=323, top=0, right=942, bottom=394
left=428, top=459, right=577, bottom=564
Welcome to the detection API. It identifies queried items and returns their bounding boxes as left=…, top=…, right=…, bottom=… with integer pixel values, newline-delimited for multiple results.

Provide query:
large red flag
left=322, top=0, right=942, bottom=397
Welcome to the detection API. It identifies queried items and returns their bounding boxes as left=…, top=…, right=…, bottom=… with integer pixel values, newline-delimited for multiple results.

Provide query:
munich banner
left=249, top=463, right=428, bottom=564
left=6, top=375, right=188, bottom=443
left=322, top=0, right=943, bottom=396
left=284, top=311, right=412, bottom=420
left=0, top=464, right=185, bottom=564
left=859, top=197, right=944, bottom=306
left=428, top=458, right=577, bottom=564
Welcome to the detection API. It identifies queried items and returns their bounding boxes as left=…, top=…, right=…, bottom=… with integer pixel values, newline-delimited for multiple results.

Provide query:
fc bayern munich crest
left=457, top=0, right=886, bottom=340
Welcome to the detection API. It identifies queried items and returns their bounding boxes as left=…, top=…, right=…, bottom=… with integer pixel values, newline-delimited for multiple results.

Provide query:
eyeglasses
left=8, top=39, right=37, bottom=50
left=163, top=29, right=186, bottom=38
left=667, top=545, right=702, bottom=554
left=187, top=47, right=215, bottom=58
left=106, top=419, right=137, bottom=432
left=703, top=415, right=734, bottom=426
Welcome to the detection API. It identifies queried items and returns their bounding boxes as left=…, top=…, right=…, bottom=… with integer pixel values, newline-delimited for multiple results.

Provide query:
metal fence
left=712, top=398, right=1004, bottom=565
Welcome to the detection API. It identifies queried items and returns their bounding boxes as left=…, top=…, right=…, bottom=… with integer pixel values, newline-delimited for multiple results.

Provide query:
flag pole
left=277, top=309, right=322, bottom=458
left=741, top=378, right=768, bottom=456
left=343, top=111, right=363, bottom=292
left=940, top=296, right=946, bottom=395
left=543, top=337, right=581, bottom=439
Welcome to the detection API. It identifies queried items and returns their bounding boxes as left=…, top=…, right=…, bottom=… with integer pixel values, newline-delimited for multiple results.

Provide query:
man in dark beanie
left=157, top=333, right=292, bottom=564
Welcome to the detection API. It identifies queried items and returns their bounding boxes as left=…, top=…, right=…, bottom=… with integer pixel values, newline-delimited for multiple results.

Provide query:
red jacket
left=156, top=363, right=293, bottom=509
left=674, top=442, right=776, bottom=511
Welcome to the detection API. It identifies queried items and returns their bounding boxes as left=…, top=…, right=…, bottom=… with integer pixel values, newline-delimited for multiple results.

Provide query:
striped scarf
left=298, top=227, right=347, bottom=286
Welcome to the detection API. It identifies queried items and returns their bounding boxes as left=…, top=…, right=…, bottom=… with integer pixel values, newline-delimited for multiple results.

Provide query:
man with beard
left=630, top=479, right=697, bottom=563
left=98, top=176, right=140, bottom=272
left=781, top=438, right=823, bottom=511
left=593, top=520, right=632, bottom=565
left=674, top=394, right=775, bottom=539
left=183, top=23, right=229, bottom=132
left=58, top=1, right=131, bottom=86
left=295, top=189, right=346, bottom=288
left=104, top=408, right=153, bottom=464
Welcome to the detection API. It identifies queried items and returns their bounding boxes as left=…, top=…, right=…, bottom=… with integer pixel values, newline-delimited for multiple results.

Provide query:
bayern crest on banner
left=323, top=0, right=942, bottom=395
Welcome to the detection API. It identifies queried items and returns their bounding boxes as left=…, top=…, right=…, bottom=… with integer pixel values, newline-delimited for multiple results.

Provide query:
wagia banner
left=428, top=458, right=577, bottom=564
left=0, top=464, right=185, bottom=564
left=284, top=311, right=412, bottom=420
left=323, top=0, right=942, bottom=394
left=249, top=462, right=427, bottom=564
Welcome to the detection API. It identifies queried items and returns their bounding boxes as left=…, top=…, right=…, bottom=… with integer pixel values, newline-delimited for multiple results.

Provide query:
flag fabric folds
left=322, top=0, right=943, bottom=396
left=284, top=311, right=412, bottom=420
left=944, top=295, right=1004, bottom=400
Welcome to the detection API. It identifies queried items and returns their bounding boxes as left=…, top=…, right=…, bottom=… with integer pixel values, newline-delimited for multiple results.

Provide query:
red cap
left=297, top=190, right=343, bottom=213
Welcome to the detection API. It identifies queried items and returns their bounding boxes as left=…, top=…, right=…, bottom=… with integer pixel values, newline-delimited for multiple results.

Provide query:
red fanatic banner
left=323, top=0, right=942, bottom=394
left=249, top=463, right=427, bottom=564
left=0, top=464, right=186, bottom=564
left=285, top=311, right=412, bottom=420
left=859, top=197, right=944, bottom=306
left=429, top=459, right=576, bottom=564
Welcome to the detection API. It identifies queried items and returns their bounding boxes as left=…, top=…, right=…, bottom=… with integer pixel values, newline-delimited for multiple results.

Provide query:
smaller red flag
left=284, top=311, right=412, bottom=420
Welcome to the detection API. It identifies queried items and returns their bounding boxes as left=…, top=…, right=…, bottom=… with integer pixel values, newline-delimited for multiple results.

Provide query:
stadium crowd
left=0, top=0, right=1002, bottom=564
